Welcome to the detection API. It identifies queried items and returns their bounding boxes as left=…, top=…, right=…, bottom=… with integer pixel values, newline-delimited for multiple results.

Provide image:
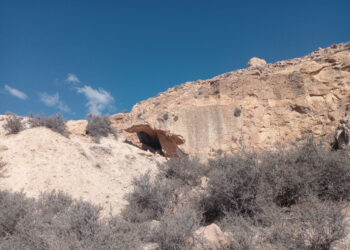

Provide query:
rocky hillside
left=0, top=116, right=162, bottom=215
left=114, top=42, right=350, bottom=158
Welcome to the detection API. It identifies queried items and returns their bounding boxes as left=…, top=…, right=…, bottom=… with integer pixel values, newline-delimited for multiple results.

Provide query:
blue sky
left=1, top=0, right=349, bottom=119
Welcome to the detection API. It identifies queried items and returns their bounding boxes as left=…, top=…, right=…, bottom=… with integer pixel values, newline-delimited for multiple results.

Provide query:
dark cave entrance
left=137, top=131, right=163, bottom=154
left=126, top=124, right=185, bottom=157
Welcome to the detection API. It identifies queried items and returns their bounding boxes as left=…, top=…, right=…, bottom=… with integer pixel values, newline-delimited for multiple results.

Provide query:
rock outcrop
left=248, top=57, right=267, bottom=68
left=115, top=42, right=350, bottom=158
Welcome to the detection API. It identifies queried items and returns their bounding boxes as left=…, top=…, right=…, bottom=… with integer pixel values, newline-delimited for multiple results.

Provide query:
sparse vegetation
left=122, top=138, right=350, bottom=249
left=0, top=191, right=143, bottom=250
left=155, top=206, right=200, bottom=250
left=1, top=138, right=349, bottom=249
left=29, top=113, right=68, bottom=137
left=2, top=113, right=24, bottom=134
left=122, top=171, right=179, bottom=222
left=85, top=114, right=117, bottom=143
left=162, top=113, right=169, bottom=120
left=162, top=156, right=207, bottom=186
left=234, top=107, right=241, bottom=117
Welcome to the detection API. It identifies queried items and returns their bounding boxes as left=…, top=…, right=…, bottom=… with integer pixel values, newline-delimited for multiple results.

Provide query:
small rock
left=0, top=145, right=8, bottom=152
left=190, top=223, right=230, bottom=250
left=149, top=220, right=161, bottom=232
left=142, top=243, right=160, bottom=250
left=247, top=57, right=267, bottom=68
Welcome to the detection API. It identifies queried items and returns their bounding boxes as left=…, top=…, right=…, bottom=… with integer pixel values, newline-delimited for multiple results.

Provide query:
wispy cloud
left=39, top=92, right=71, bottom=113
left=66, top=73, right=80, bottom=84
left=4, top=85, right=28, bottom=100
left=76, top=85, right=114, bottom=115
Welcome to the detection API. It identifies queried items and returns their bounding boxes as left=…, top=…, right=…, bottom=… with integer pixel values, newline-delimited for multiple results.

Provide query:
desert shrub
left=234, top=107, right=241, bottom=117
left=2, top=113, right=24, bottom=134
left=90, top=216, right=144, bottom=250
left=201, top=154, right=261, bottom=223
left=0, top=190, right=143, bottom=250
left=200, top=138, right=350, bottom=224
left=0, top=191, right=34, bottom=238
left=161, top=156, right=207, bottom=186
left=154, top=206, right=201, bottom=250
left=260, top=138, right=350, bottom=206
left=29, top=113, right=68, bottom=137
left=269, top=197, right=345, bottom=250
left=122, top=171, right=179, bottom=222
left=85, top=114, right=116, bottom=143
left=218, top=215, right=260, bottom=250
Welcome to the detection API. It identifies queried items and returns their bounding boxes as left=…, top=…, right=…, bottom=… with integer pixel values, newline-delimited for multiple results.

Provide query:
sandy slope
left=0, top=117, right=162, bottom=215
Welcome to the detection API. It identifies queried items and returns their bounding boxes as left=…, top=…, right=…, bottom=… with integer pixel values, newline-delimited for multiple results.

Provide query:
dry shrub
left=29, top=113, right=68, bottom=137
left=269, top=197, right=345, bottom=250
left=155, top=206, right=200, bottom=250
left=122, top=171, right=179, bottom=222
left=2, top=113, right=24, bottom=134
left=260, top=138, right=350, bottom=206
left=201, top=154, right=261, bottom=223
left=161, top=156, right=207, bottom=186
left=0, top=190, right=143, bottom=250
left=85, top=115, right=117, bottom=143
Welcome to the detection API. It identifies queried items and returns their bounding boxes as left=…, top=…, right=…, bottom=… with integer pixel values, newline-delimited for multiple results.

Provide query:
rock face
left=115, top=42, right=350, bottom=158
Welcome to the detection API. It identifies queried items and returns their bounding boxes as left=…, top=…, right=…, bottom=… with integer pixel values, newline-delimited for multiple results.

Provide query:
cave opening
left=126, top=124, right=185, bottom=157
left=137, top=131, right=163, bottom=155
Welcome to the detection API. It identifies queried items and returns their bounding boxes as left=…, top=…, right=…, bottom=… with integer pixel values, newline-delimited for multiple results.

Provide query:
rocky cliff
left=112, top=42, right=350, bottom=158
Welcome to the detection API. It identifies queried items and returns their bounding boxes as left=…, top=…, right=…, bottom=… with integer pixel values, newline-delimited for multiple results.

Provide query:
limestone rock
left=0, top=145, right=8, bottom=152
left=190, top=223, right=230, bottom=250
left=66, top=120, right=87, bottom=136
left=117, top=42, right=350, bottom=158
left=142, top=243, right=160, bottom=250
left=247, top=57, right=267, bottom=68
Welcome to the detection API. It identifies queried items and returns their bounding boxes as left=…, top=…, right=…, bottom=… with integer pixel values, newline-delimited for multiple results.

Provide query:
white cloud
left=76, top=85, right=114, bottom=115
left=66, top=73, right=80, bottom=84
left=40, top=92, right=59, bottom=106
left=39, top=92, right=71, bottom=113
left=4, top=85, right=28, bottom=100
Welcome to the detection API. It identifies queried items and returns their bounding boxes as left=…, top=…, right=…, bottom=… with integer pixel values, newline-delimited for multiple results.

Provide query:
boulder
left=142, top=243, right=160, bottom=250
left=190, top=223, right=230, bottom=250
left=247, top=57, right=267, bottom=68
